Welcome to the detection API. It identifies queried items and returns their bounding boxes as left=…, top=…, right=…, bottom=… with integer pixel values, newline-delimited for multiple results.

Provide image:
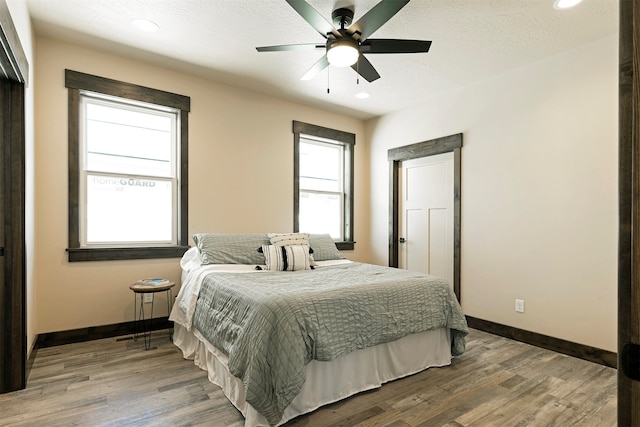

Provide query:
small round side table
left=129, top=280, right=175, bottom=350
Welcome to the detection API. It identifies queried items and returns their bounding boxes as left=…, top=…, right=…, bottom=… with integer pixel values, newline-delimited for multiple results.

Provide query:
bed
left=170, top=233, right=468, bottom=426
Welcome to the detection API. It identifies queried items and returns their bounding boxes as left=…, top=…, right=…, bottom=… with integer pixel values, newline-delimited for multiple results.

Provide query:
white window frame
left=298, top=137, right=346, bottom=241
left=78, top=92, right=180, bottom=248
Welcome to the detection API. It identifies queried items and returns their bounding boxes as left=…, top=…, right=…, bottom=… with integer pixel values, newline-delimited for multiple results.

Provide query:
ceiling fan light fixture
left=327, top=39, right=359, bottom=67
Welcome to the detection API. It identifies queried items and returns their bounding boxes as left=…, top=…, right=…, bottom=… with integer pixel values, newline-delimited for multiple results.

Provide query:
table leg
left=133, top=292, right=137, bottom=341
left=134, top=293, right=145, bottom=344
left=145, top=295, right=154, bottom=350
left=133, top=292, right=152, bottom=350
left=167, top=288, right=173, bottom=341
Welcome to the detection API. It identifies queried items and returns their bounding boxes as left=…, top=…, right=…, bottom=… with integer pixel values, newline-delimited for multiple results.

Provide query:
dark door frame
left=0, top=0, right=28, bottom=393
left=387, top=133, right=462, bottom=301
left=618, top=1, right=637, bottom=423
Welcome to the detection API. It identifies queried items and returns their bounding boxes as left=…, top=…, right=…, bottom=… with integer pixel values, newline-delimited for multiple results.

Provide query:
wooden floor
left=0, top=328, right=616, bottom=426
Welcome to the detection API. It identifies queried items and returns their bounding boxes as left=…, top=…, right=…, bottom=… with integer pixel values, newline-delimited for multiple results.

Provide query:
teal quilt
left=191, top=262, right=468, bottom=425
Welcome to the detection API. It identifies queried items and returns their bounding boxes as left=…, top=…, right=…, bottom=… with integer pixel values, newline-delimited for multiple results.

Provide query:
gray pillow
left=308, top=234, right=345, bottom=261
left=193, top=233, right=270, bottom=265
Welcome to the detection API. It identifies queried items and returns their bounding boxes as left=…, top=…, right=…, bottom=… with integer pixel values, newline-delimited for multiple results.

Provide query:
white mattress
left=174, top=323, right=452, bottom=427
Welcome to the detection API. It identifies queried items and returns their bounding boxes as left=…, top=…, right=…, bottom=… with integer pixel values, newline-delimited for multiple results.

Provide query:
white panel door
left=399, top=152, right=454, bottom=287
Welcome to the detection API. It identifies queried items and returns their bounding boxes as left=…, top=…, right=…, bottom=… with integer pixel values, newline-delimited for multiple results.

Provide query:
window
left=293, top=121, right=354, bottom=250
left=65, top=70, right=190, bottom=261
left=298, top=140, right=344, bottom=238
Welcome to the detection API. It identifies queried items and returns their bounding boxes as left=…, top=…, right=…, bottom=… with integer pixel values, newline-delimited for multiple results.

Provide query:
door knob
left=399, top=237, right=406, bottom=243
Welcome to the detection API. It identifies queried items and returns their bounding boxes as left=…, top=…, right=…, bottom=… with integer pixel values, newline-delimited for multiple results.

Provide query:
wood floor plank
left=0, top=328, right=616, bottom=426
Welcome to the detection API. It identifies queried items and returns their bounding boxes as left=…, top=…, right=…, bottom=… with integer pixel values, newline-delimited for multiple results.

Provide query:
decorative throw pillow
left=267, top=232, right=310, bottom=246
left=261, top=244, right=311, bottom=271
left=308, top=234, right=345, bottom=261
left=267, top=232, right=317, bottom=266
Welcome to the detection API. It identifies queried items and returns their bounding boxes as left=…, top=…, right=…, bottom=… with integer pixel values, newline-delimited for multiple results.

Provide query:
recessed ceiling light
left=132, top=19, right=159, bottom=32
left=553, top=0, right=583, bottom=9
left=355, top=92, right=370, bottom=99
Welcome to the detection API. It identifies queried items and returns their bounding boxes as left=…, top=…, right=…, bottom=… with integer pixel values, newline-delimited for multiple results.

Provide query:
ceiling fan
left=256, top=0, right=432, bottom=83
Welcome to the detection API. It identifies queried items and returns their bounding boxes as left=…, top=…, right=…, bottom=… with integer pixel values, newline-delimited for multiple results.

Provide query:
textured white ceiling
left=26, top=0, right=618, bottom=119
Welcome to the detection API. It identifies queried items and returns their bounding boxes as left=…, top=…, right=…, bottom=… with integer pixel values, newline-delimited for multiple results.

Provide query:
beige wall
left=6, top=0, right=36, bottom=354
left=31, top=30, right=618, bottom=354
left=34, top=36, right=370, bottom=333
left=366, top=35, right=618, bottom=352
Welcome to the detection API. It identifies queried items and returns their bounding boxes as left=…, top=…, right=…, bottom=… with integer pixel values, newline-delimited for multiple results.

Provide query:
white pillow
left=267, top=232, right=310, bottom=246
left=267, top=232, right=318, bottom=266
left=180, top=247, right=202, bottom=272
left=262, top=244, right=311, bottom=271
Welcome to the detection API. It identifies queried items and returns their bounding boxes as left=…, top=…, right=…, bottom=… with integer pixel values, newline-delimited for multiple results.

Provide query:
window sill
left=336, top=241, right=355, bottom=251
left=67, top=246, right=190, bottom=262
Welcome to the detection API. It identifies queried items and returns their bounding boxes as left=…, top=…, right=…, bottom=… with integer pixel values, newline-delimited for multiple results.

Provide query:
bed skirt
left=173, top=324, right=452, bottom=426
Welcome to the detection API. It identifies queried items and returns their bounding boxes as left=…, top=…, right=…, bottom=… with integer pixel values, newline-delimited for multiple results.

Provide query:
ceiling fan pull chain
left=327, top=66, right=330, bottom=94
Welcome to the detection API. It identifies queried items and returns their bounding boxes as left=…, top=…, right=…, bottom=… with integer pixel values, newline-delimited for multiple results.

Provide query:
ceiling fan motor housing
left=327, top=30, right=359, bottom=49
left=327, top=7, right=359, bottom=66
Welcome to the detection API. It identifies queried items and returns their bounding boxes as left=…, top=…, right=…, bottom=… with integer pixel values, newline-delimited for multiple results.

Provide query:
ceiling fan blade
left=351, top=55, right=381, bottom=82
left=361, top=39, right=432, bottom=54
left=256, top=43, right=325, bottom=52
left=300, top=55, right=330, bottom=80
left=350, top=0, right=410, bottom=41
left=286, top=0, right=338, bottom=39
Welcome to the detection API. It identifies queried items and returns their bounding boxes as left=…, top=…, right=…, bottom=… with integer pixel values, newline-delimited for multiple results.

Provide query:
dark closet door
left=0, top=80, right=5, bottom=318
left=0, top=0, right=28, bottom=393
left=0, top=77, right=26, bottom=393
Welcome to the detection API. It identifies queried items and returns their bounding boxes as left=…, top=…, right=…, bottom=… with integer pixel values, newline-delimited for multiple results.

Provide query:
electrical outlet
left=515, top=299, right=525, bottom=313
left=144, top=293, right=154, bottom=303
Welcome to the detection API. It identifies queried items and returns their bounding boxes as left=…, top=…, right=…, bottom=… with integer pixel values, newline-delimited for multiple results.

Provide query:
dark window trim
left=65, top=69, right=190, bottom=262
left=66, top=246, right=190, bottom=262
left=293, top=120, right=355, bottom=250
